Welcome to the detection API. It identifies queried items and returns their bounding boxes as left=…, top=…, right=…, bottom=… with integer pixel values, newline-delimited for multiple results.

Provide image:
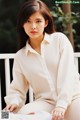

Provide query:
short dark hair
left=17, top=0, right=55, bottom=49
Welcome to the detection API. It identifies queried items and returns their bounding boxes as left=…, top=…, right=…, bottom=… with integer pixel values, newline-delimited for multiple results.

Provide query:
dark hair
left=17, top=0, right=55, bottom=50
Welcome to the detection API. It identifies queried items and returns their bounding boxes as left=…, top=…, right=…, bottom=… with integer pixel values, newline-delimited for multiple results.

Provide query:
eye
left=36, top=20, right=42, bottom=23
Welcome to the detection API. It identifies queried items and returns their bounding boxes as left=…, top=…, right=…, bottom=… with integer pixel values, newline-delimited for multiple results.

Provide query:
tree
left=62, top=0, right=74, bottom=47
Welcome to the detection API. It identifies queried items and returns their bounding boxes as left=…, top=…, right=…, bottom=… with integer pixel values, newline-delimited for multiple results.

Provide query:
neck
left=29, top=34, right=44, bottom=49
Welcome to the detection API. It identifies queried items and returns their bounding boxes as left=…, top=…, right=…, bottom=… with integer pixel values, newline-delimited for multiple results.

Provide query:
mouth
left=30, top=31, right=38, bottom=34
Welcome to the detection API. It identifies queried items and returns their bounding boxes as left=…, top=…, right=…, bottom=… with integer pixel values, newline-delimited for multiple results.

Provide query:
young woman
left=4, top=0, right=80, bottom=120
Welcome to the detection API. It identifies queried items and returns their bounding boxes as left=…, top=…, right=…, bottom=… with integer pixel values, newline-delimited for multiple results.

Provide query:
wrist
left=55, top=106, right=66, bottom=110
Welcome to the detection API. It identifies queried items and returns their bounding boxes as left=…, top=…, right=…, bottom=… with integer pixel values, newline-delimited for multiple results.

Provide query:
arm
left=52, top=33, right=75, bottom=120
left=4, top=55, right=29, bottom=110
left=56, top=33, right=75, bottom=110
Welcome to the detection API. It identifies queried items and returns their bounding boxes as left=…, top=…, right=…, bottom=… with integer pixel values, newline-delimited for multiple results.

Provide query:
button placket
left=40, top=44, right=53, bottom=91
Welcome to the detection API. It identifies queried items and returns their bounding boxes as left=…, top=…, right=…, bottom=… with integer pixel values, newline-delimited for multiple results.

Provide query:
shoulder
left=45, top=32, right=69, bottom=42
left=50, top=32, right=72, bottom=47
left=48, top=32, right=69, bottom=40
left=46, top=32, right=73, bottom=51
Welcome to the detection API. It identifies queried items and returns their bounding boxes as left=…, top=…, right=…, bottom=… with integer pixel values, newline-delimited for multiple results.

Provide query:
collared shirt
left=4, top=32, right=80, bottom=110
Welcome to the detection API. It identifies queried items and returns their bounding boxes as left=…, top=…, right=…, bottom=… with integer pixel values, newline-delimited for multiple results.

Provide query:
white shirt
left=4, top=32, right=80, bottom=110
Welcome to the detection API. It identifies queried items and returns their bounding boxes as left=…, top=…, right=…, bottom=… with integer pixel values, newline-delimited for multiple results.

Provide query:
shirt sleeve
left=4, top=54, right=29, bottom=108
left=56, top=33, right=75, bottom=110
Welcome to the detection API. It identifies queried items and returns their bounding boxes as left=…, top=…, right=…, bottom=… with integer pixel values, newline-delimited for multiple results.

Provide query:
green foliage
left=51, top=5, right=80, bottom=51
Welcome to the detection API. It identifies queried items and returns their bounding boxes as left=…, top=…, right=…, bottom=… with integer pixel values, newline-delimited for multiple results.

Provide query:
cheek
left=23, top=25, right=29, bottom=33
left=23, top=28, right=29, bottom=36
left=23, top=23, right=29, bottom=30
left=24, top=27, right=27, bottom=33
left=39, top=24, right=46, bottom=30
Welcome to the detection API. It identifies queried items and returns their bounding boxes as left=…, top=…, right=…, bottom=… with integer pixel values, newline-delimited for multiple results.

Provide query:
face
left=23, top=12, right=48, bottom=40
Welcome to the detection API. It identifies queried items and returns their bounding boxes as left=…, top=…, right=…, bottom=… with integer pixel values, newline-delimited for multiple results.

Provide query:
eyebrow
left=29, top=18, right=43, bottom=21
left=36, top=18, right=43, bottom=20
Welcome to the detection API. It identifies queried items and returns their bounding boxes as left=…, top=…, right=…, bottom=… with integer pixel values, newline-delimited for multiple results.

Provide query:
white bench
left=0, top=53, right=80, bottom=110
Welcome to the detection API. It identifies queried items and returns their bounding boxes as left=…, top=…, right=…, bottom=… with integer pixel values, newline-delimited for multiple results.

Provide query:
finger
left=61, top=112, right=64, bottom=117
left=52, top=111, right=58, bottom=120
left=58, top=112, right=64, bottom=120
left=52, top=112, right=64, bottom=120
left=9, top=105, right=17, bottom=112
left=57, top=112, right=62, bottom=120
left=5, top=105, right=11, bottom=111
left=51, top=110, right=54, bottom=115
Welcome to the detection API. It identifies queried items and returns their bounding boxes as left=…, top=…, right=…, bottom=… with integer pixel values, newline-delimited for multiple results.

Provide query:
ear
left=45, top=20, right=48, bottom=28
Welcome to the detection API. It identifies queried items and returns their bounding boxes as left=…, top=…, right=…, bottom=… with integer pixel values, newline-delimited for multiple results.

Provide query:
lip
left=30, top=31, right=38, bottom=34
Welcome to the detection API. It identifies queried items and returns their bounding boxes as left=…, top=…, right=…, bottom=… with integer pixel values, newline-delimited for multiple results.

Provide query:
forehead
left=29, top=12, right=44, bottom=20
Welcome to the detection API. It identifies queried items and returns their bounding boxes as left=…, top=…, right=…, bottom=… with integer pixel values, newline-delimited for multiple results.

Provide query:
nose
left=31, top=22, right=36, bottom=29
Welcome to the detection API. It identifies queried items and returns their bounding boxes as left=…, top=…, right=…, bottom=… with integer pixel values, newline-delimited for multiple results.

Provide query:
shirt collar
left=43, top=33, right=51, bottom=44
left=25, top=33, right=51, bottom=56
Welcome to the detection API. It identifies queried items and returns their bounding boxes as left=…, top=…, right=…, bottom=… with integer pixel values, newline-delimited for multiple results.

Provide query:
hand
left=4, top=104, right=18, bottom=112
left=51, top=107, right=65, bottom=120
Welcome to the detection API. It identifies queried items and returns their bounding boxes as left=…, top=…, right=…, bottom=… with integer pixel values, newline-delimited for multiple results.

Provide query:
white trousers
left=18, top=98, right=80, bottom=120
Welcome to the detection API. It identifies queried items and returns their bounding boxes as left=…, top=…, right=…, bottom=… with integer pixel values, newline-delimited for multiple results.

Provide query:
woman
left=4, top=0, right=80, bottom=120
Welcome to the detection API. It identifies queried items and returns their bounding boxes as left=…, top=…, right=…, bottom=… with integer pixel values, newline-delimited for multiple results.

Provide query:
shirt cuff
left=56, top=100, right=69, bottom=110
left=4, top=96, right=21, bottom=107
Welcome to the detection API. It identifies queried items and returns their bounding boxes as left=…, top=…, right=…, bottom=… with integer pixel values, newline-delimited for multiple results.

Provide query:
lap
left=18, top=100, right=53, bottom=114
left=18, top=98, right=80, bottom=120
